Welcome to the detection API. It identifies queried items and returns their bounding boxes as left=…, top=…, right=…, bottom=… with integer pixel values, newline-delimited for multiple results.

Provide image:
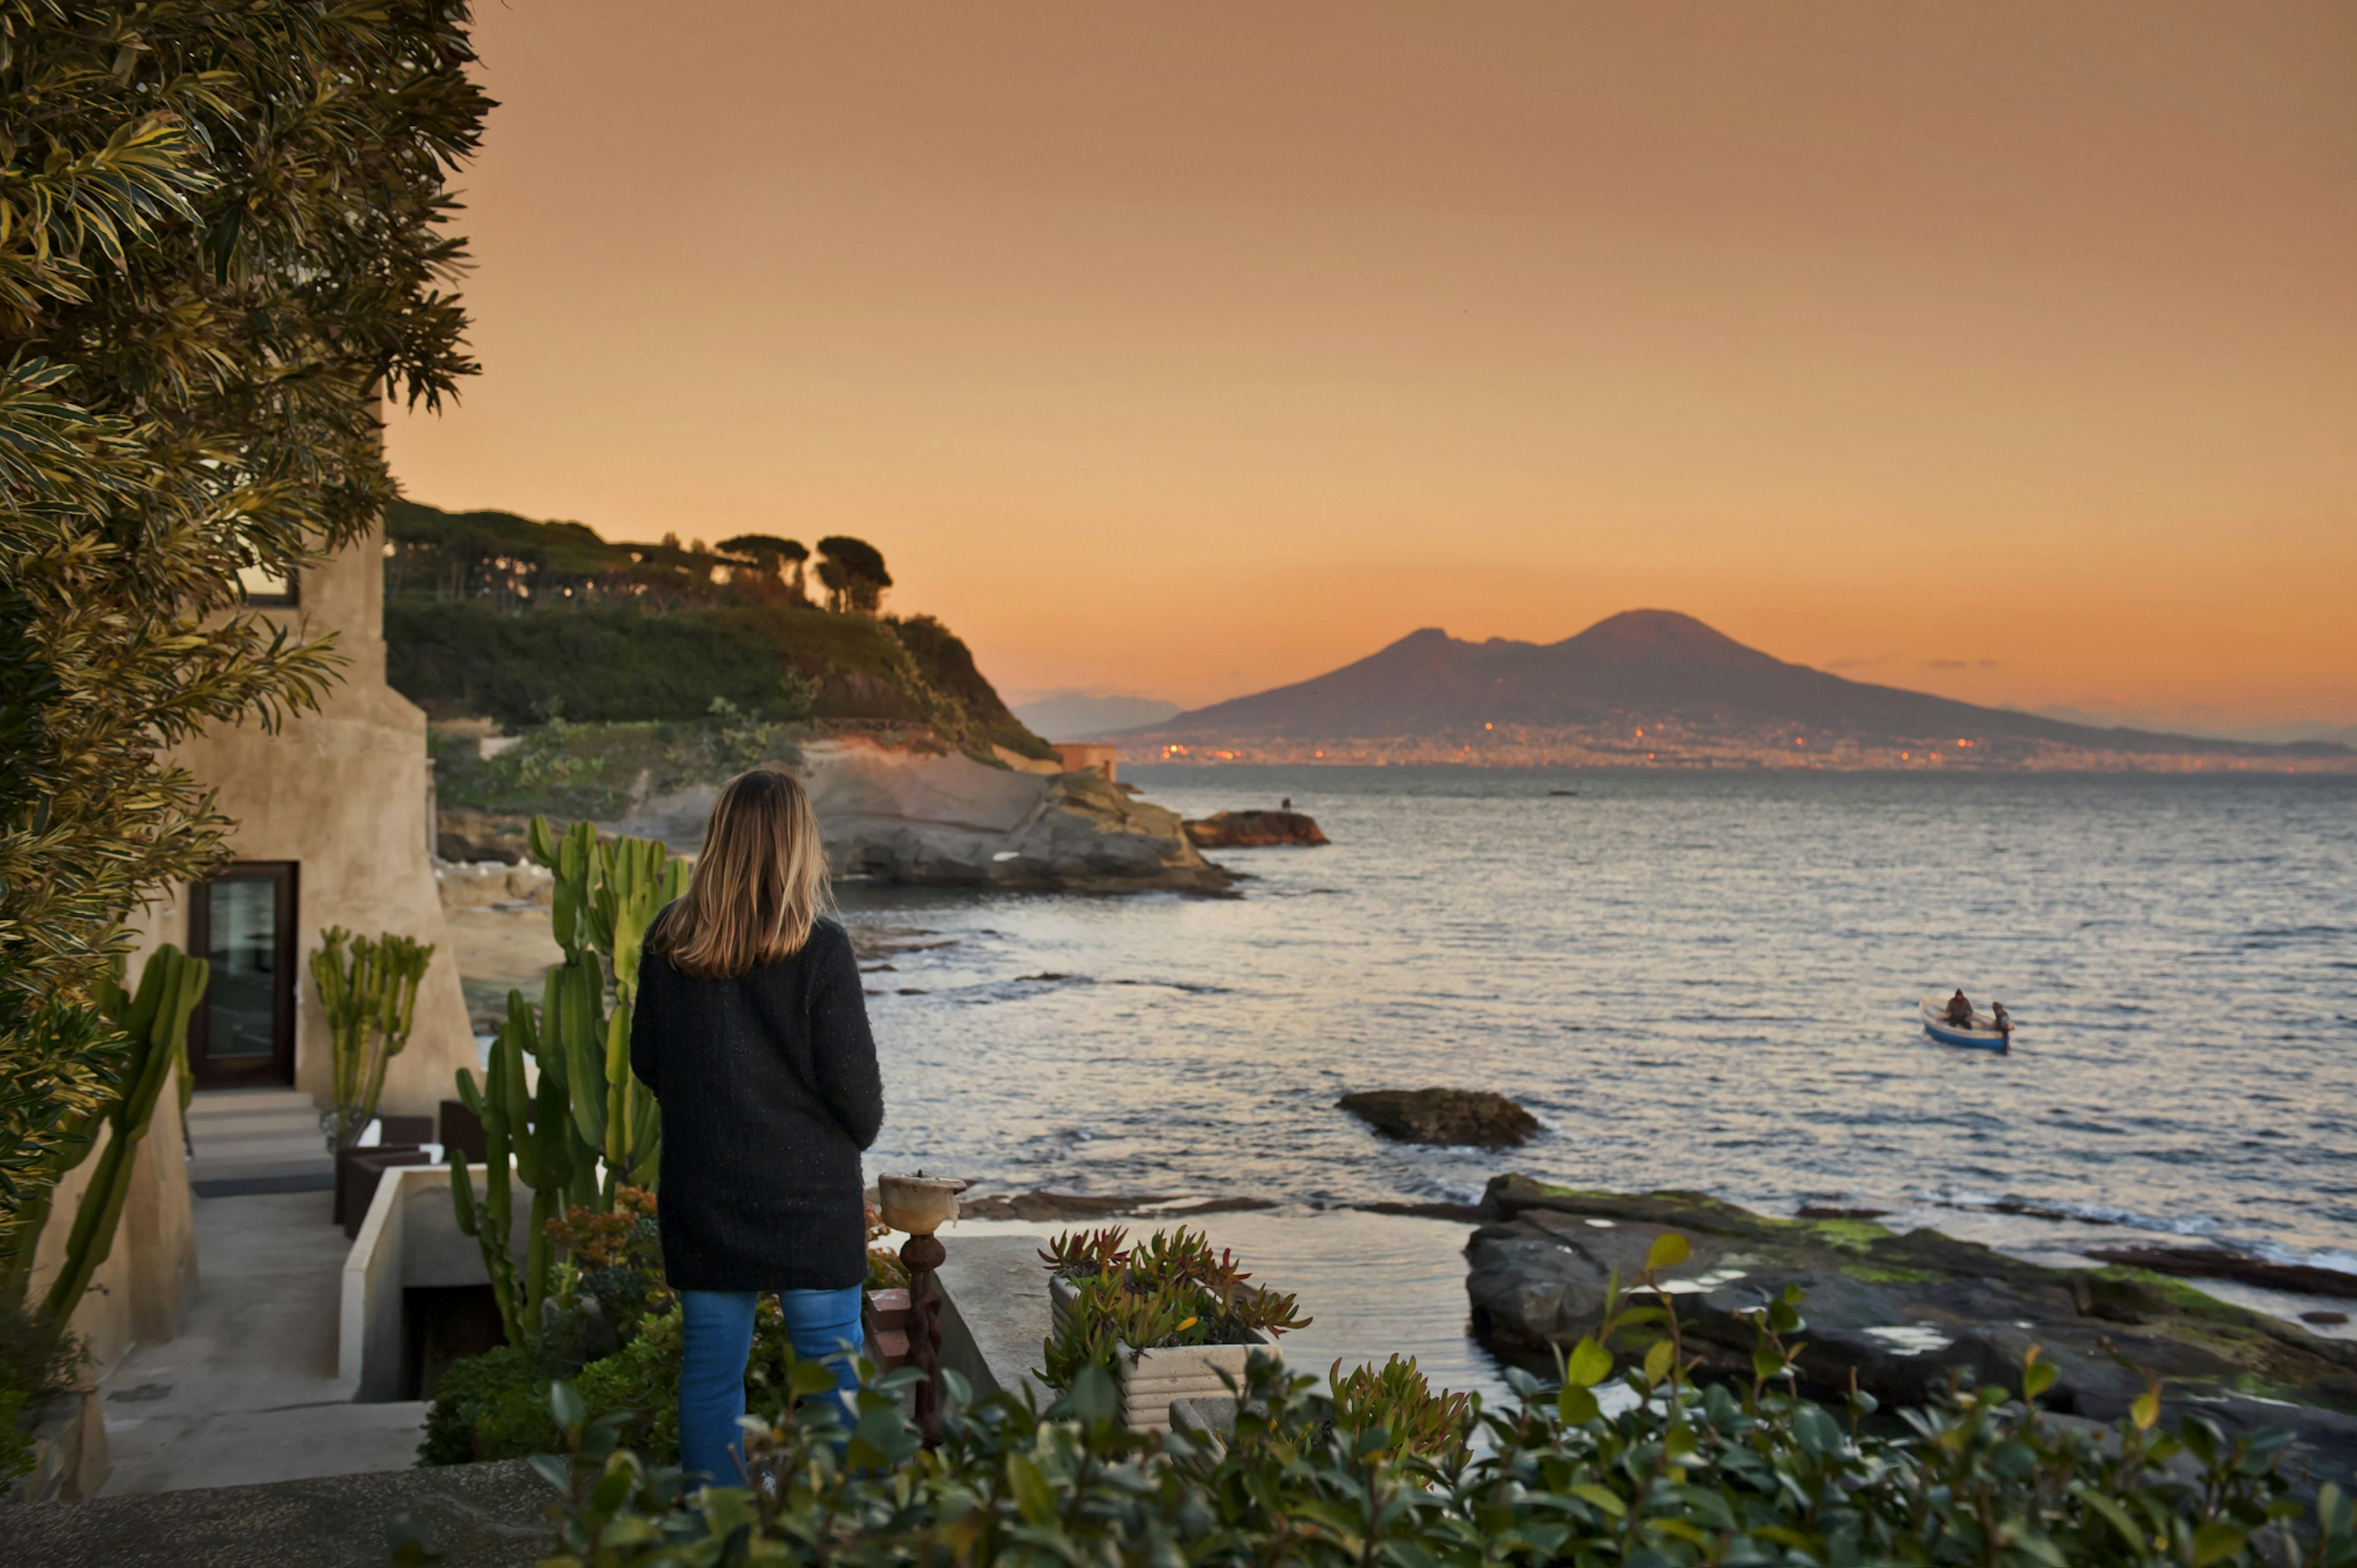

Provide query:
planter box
left=1049, top=1274, right=1274, bottom=1435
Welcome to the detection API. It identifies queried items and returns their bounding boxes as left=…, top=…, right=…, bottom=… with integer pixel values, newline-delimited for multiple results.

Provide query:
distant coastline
left=1116, top=611, right=2350, bottom=774
left=1116, top=736, right=2356, bottom=773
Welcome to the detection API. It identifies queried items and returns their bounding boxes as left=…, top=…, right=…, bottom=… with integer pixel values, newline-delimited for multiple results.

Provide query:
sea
left=841, top=766, right=2357, bottom=1399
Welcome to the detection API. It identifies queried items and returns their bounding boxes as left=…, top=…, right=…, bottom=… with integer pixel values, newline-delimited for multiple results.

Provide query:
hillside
left=1132, top=611, right=2348, bottom=770
left=381, top=500, right=1053, bottom=762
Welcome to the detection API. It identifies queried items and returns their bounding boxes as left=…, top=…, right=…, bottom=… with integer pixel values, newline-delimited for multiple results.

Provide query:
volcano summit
left=1124, top=612, right=2345, bottom=771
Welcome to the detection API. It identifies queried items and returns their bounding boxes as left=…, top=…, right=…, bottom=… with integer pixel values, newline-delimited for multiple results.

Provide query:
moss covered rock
left=1467, top=1175, right=2357, bottom=1482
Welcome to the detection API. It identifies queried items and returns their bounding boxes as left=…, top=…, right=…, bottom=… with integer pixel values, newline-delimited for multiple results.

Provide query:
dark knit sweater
left=628, top=914, right=884, bottom=1292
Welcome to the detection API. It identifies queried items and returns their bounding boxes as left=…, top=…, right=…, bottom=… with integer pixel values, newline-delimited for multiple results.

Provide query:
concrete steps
left=185, top=1090, right=333, bottom=1196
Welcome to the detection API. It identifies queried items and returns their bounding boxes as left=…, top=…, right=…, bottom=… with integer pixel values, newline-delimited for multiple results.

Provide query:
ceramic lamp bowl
left=878, top=1172, right=966, bottom=1234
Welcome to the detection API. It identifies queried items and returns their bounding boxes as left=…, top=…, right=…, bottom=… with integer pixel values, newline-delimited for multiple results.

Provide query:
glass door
left=188, top=863, right=298, bottom=1088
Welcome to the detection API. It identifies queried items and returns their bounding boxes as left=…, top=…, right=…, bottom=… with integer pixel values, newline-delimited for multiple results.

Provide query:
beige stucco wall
left=21, top=1054, right=198, bottom=1377
left=23, top=506, right=462, bottom=1459
left=158, top=517, right=477, bottom=1122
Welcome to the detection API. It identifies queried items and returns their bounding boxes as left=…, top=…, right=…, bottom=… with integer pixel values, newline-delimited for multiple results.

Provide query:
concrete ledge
left=343, top=1163, right=533, bottom=1401
left=933, top=1233, right=1055, bottom=1407
left=8, top=1458, right=552, bottom=1567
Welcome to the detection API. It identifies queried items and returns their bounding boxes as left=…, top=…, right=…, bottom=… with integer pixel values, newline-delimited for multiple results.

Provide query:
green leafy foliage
left=1328, top=1353, right=1476, bottom=1468
left=1039, top=1226, right=1311, bottom=1389
left=389, top=596, right=1054, bottom=760
left=430, top=714, right=803, bottom=823
left=527, top=1232, right=2357, bottom=1568
left=814, top=535, right=891, bottom=614
left=420, top=1299, right=823, bottom=1467
left=535, top=1343, right=2357, bottom=1568
left=0, top=2, right=487, bottom=1274
left=546, top=1186, right=670, bottom=1345
left=381, top=502, right=1052, bottom=759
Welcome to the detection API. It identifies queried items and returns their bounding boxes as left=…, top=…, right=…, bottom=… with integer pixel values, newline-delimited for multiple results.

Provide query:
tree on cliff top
left=816, top=535, right=891, bottom=614
left=0, top=4, right=490, bottom=1286
left=718, top=534, right=809, bottom=598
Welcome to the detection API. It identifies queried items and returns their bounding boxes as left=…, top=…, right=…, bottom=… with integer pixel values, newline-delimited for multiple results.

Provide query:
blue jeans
left=678, top=1286, right=864, bottom=1483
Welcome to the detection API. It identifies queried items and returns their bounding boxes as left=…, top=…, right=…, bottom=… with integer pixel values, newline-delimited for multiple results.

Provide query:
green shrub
left=1328, top=1352, right=1476, bottom=1467
left=419, top=1343, right=544, bottom=1466
left=534, top=1339, right=2357, bottom=1568
left=0, top=1300, right=83, bottom=1485
left=420, top=1300, right=829, bottom=1467
left=495, top=1229, right=2357, bottom=1568
left=430, top=714, right=810, bottom=822
left=387, top=601, right=854, bottom=729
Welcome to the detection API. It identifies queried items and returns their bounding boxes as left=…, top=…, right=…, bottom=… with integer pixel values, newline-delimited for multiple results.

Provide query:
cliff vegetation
left=384, top=501, right=1056, bottom=795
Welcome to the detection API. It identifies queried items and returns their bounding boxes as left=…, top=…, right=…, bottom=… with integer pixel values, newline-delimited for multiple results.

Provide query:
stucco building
left=24, top=514, right=474, bottom=1439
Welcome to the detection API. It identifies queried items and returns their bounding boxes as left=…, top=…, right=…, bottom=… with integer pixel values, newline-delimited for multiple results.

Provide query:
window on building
left=238, top=563, right=299, bottom=607
left=188, top=862, right=298, bottom=1089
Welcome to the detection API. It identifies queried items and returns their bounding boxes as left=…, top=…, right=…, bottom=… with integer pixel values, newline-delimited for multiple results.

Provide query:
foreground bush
left=531, top=1346, right=2354, bottom=1568
left=422, top=1300, right=825, bottom=1466
left=525, top=1242, right=2357, bottom=1568
left=424, top=1202, right=907, bottom=1464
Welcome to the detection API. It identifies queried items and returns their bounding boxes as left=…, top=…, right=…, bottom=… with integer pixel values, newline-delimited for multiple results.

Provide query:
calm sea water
left=846, top=767, right=2357, bottom=1390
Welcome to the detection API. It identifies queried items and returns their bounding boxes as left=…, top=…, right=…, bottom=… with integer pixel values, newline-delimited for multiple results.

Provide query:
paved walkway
left=184, top=1089, right=335, bottom=1196
left=98, top=1191, right=427, bottom=1494
left=18, top=1460, right=548, bottom=1567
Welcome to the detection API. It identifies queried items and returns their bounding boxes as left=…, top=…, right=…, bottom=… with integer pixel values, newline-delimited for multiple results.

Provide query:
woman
left=629, top=768, right=884, bottom=1484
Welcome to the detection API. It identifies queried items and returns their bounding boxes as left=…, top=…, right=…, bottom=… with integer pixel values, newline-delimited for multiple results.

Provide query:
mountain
left=1134, top=611, right=2347, bottom=768
left=1014, top=693, right=1184, bottom=740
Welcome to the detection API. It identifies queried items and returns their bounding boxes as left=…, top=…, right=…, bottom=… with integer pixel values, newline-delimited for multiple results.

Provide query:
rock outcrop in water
left=606, top=735, right=1233, bottom=893
left=1183, top=810, right=1329, bottom=848
left=1467, top=1176, right=2357, bottom=1480
left=1340, top=1089, right=1538, bottom=1149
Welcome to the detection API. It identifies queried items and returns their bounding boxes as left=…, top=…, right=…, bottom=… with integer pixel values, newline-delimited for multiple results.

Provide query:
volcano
left=1131, top=612, right=2340, bottom=763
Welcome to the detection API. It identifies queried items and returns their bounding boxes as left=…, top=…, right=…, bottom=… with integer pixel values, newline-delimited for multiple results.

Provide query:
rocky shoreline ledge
left=443, top=733, right=1236, bottom=894
left=1467, top=1175, right=2357, bottom=1481
left=909, top=1175, right=2357, bottom=1480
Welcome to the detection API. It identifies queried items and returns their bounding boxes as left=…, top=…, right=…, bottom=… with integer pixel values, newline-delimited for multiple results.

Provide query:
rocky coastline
left=1466, top=1175, right=2357, bottom=1480
left=439, top=732, right=1233, bottom=894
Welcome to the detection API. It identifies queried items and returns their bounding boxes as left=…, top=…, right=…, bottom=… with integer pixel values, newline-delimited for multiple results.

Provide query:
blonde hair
left=653, top=769, right=831, bottom=978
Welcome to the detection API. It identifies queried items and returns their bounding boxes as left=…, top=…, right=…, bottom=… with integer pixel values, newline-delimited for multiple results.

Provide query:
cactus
left=313, top=927, right=436, bottom=1146
left=447, top=819, right=686, bottom=1346
left=36, top=946, right=208, bottom=1328
left=530, top=817, right=687, bottom=1204
left=447, top=990, right=578, bottom=1348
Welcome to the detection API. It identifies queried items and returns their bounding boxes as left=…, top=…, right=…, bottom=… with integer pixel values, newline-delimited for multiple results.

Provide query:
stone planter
left=1049, top=1275, right=1273, bottom=1434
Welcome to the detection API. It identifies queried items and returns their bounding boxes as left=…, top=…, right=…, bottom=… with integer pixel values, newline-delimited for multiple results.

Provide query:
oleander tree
left=0, top=2, right=491, bottom=1280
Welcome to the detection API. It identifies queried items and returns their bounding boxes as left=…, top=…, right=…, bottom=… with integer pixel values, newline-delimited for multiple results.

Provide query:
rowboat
left=1920, top=996, right=2012, bottom=1053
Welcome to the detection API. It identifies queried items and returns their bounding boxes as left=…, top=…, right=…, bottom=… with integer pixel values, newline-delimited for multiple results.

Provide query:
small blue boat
left=1921, top=995, right=2012, bottom=1053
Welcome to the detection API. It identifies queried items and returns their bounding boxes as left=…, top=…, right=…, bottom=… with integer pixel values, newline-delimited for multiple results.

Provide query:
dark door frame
left=187, top=860, right=299, bottom=1089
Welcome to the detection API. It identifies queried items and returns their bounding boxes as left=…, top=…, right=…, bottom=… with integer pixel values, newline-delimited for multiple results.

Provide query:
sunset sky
left=384, top=1, right=2357, bottom=734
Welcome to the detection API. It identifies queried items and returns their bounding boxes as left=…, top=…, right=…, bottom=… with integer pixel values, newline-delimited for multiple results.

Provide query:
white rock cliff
left=605, top=735, right=1231, bottom=893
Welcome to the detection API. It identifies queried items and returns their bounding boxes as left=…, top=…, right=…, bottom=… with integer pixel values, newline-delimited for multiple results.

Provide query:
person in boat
left=1991, top=1001, right=2012, bottom=1036
left=1945, top=989, right=1974, bottom=1027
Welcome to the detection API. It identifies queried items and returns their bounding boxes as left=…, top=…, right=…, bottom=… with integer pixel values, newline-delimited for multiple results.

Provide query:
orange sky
left=385, top=1, right=2357, bottom=733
